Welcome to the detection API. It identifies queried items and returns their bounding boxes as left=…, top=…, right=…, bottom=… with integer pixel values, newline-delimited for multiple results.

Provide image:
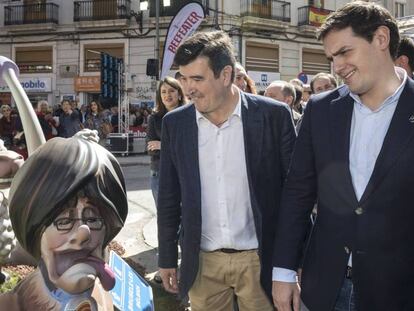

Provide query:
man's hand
left=159, top=268, right=179, bottom=294
left=272, top=281, right=301, bottom=311
left=147, top=140, right=161, bottom=151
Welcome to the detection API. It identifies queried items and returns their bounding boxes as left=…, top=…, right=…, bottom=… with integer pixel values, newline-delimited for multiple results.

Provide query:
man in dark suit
left=157, top=31, right=296, bottom=310
left=272, top=2, right=414, bottom=311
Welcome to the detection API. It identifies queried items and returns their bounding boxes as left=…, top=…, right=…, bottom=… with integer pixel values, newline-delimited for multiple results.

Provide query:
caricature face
left=40, top=195, right=114, bottom=294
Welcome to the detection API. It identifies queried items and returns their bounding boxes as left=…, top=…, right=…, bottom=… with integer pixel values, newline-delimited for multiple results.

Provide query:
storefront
left=0, top=77, right=52, bottom=108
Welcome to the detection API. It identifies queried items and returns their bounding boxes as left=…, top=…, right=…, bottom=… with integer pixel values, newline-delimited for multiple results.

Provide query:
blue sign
left=297, top=72, right=308, bottom=84
left=261, top=74, right=268, bottom=82
left=109, top=251, right=154, bottom=311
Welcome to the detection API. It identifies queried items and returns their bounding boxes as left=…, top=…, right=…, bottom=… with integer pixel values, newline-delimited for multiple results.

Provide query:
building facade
left=0, top=0, right=412, bottom=107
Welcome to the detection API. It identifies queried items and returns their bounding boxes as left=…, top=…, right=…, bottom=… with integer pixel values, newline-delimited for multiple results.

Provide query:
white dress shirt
left=196, top=91, right=258, bottom=251
left=273, top=67, right=407, bottom=282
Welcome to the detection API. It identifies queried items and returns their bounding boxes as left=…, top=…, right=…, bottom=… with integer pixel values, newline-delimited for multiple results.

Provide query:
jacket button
left=355, top=207, right=363, bottom=215
left=344, top=246, right=350, bottom=254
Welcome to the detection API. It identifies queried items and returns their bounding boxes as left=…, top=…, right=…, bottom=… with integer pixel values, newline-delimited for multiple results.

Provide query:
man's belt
left=213, top=248, right=254, bottom=254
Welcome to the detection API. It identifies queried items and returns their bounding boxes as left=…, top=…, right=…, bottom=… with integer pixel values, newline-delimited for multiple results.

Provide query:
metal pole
left=155, top=0, right=160, bottom=80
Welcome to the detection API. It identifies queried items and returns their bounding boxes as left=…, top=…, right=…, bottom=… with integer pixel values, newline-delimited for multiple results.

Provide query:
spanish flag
left=309, top=7, right=330, bottom=27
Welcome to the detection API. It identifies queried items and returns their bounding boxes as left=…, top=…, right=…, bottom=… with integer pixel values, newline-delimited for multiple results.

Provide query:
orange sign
left=309, top=7, right=331, bottom=27
left=74, top=76, right=101, bottom=92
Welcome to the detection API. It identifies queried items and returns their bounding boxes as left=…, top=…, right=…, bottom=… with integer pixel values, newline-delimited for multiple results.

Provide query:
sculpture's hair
left=9, top=136, right=128, bottom=259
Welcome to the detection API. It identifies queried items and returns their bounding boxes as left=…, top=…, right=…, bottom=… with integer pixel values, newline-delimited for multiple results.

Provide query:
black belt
left=214, top=248, right=252, bottom=254
left=345, top=266, right=352, bottom=279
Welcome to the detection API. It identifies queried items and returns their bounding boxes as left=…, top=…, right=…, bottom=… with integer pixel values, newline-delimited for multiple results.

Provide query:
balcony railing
left=298, top=5, right=333, bottom=27
left=241, top=0, right=290, bottom=22
left=74, top=0, right=131, bottom=22
left=4, top=3, right=59, bottom=25
left=149, top=0, right=209, bottom=17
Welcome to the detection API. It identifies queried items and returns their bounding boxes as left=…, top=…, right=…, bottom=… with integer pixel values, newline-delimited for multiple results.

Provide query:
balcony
left=4, top=2, right=58, bottom=32
left=298, top=5, right=333, bottom=28
left=240, top=0, right=290, bottom=31
left=74, top=0, right=130, bottom=28
left=241, top=0, right=290, bottom=22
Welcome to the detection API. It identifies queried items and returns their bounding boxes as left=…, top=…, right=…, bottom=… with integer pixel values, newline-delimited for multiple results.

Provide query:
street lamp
left=139, top=0, right=169, bottom=80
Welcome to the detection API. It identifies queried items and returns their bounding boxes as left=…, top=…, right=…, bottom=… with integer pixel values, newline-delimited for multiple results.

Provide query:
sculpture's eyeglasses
left=53, top=217, right=104, bottom=231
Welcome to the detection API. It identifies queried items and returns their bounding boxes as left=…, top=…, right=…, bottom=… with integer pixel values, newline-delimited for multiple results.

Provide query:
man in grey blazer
left=157, top=31, right=296, bottom=310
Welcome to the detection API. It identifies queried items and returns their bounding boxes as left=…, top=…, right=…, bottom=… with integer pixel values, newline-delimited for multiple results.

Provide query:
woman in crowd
left=147, top=77, right=186, bottom=206
left=83, top=100, right=111, bottom=144
left=147, top=77, right=186, bottom=284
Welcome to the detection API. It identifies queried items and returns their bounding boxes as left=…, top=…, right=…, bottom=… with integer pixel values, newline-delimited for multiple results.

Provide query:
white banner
left=248, top=71, right=281, bottom=92
left=0, top=77, right=52, bottom=93
left=160, top=2, right=205, bottom=80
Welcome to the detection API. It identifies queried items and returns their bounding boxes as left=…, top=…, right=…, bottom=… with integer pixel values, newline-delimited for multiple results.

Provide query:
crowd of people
left=149, top=2, right=414, bottom=311
left=0, top=97, right=155, bottom=156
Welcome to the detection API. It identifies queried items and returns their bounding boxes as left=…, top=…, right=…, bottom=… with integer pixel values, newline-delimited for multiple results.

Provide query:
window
left=92, top=0, right=117, bottom=20
left=84, top=44, right=124, bottom=72
left=302, top=48, right=330, bottom=75
left=15, top=46, right=53, bottom=73
left=395, top=2, right=405, bottom=18
left=246, top=42, right=279, bottom=72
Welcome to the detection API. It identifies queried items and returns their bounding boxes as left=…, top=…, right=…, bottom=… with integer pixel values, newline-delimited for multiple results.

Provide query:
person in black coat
left=146, top=77, right=186, bottom=206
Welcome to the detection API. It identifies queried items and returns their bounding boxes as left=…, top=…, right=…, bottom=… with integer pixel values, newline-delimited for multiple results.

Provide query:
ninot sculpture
left=0, top=145, right=24, bottom=271
left=0, top=56, right=128, bottom=310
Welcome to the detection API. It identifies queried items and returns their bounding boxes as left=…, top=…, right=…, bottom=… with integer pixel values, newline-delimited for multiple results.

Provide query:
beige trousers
left=188, top=250, right=274, bottom=311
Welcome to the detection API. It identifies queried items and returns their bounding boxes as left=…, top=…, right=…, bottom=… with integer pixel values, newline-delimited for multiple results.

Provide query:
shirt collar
left=349, top=66, right=407, bottom=112
left=195, top=88, right=242, bottom=126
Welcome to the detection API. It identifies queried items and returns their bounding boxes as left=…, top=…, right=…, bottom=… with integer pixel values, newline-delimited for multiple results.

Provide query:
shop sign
left=248, top=71, right=281, bottom=92
left=0, top=77, right=52, bottom=93
left=74, top=76, right=101, bottom=92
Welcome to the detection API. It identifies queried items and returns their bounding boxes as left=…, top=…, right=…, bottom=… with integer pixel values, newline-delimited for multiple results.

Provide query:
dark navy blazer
left=157, top=92, right=296, bottom=301
left=274, top=80, right=414, bottom=310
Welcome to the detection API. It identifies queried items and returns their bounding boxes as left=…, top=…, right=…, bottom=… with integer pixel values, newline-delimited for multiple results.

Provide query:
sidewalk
left=115, top=153, right=150, bottom=166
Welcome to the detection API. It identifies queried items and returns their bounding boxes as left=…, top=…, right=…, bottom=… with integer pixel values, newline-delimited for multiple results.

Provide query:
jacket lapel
left=329, top=91, right=359, bottom=206
left=359, top=80, right=414, bottom=204
left=241, top=93, right=263, bottom=181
